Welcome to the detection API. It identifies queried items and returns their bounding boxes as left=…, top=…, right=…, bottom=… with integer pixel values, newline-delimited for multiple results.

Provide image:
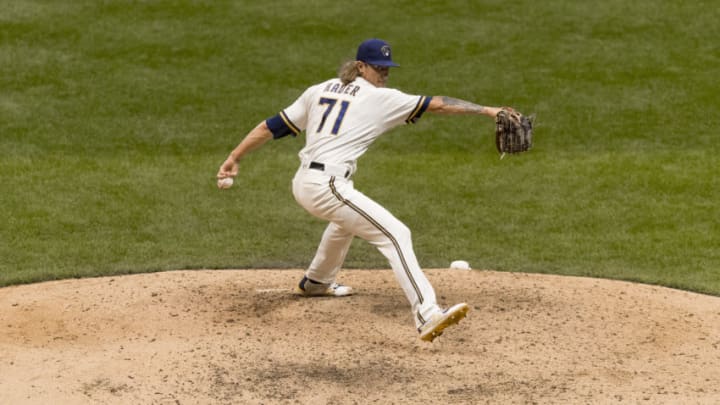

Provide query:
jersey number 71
left=317, top=97, right=350, bottom=135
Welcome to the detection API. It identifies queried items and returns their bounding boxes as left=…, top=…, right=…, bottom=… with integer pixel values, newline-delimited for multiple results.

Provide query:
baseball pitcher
left=217, top=39, right=532, bottom=342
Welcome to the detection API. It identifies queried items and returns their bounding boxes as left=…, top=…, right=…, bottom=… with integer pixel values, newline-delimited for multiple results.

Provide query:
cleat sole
left=419, top=304, right=469, bottom=342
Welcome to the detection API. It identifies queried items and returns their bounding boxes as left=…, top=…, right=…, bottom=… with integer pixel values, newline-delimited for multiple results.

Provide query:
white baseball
left=217, top=177, right=234, bottom=189
left=450, top=260, right=471, bottom=270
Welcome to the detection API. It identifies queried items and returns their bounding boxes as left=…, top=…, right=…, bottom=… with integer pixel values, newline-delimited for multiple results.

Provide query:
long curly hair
left=338, top=60, right=361, bottom=85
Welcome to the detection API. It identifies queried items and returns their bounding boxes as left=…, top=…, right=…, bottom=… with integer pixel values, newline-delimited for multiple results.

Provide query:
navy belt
left=309, top=161, right=350, bottom=178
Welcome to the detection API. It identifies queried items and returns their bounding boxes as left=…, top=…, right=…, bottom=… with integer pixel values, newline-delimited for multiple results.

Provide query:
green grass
left=2, top=0, right=719, bottom=294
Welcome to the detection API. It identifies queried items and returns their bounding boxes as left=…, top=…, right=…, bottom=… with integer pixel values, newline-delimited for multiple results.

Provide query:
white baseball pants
left=292, top=165, right=441, bottom=328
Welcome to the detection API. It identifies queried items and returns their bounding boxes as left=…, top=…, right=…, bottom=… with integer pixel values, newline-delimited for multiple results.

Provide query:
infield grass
left=1, top=1, right=718, bottom=294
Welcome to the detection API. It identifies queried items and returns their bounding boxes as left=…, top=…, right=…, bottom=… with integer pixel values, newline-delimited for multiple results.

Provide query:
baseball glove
left=495, top=107, right=534, bottom=158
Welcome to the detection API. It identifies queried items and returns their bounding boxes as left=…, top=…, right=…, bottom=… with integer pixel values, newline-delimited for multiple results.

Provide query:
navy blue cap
left=356, top=39, right=399, bottom=67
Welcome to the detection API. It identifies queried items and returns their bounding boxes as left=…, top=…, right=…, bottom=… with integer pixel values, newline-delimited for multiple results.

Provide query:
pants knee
left=389, top=222, right=412, bottom=245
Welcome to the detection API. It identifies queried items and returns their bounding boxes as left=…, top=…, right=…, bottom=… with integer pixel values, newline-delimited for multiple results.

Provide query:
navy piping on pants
left=328, top=177, right=426, bottom=324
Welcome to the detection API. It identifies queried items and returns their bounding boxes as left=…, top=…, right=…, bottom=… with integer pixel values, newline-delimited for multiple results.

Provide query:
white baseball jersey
left=266, top=77, right=432, bottom=171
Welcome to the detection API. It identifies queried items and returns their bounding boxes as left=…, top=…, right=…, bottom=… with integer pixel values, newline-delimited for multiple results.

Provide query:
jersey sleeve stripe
left=279, top=111, right=301, bottom=135
left=266, top=111, right=301, bottom=139
left=405, top=96, right=433, bottom=124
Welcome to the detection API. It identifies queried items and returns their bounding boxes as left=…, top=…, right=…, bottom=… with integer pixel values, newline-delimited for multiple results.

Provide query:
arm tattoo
left=441, top=96, right=486, bottom=114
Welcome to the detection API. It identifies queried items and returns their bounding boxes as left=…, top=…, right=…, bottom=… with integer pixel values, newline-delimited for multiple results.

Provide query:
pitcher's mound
left=1, top=269, right=720, bottom=404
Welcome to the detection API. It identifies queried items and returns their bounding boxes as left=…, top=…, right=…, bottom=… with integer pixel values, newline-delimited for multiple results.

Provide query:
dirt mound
left=1, top=269, right=719, bottom=404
